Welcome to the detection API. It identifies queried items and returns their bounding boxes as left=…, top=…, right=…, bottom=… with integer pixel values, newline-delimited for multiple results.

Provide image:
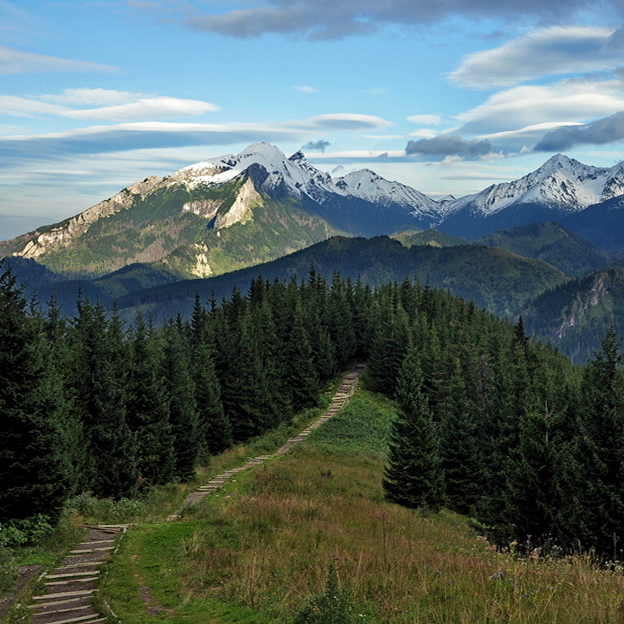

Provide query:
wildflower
left=490, top=570, right=504, bottom=580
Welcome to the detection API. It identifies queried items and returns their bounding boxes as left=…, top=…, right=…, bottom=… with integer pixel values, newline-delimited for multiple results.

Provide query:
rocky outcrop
left=214, top=178, right=261, bottom=229
left=555, top=271, right=613, bottom=339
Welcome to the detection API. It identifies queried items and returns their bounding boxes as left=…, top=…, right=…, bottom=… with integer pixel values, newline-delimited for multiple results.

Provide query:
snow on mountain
left=335, top=169, right=442, bottom=220
left=173, top=143, right=339, bottom=197
left=448, top=154, right=624, bottom=217
left=170, top=143, right=444, bottom=221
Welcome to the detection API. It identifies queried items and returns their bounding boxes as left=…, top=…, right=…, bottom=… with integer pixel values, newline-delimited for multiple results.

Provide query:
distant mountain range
left=4, top=142, right=624, bottom=360
left=3, top=144, right=624, bottom=281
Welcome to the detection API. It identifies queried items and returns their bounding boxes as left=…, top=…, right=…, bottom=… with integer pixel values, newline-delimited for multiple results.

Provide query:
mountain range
left=4, top=143, right=624, bottom=280
left=3, top=142, right=624, bottom=360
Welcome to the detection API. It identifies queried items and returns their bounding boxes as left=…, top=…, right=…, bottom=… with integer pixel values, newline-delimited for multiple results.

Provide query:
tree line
left=1, top=258, right=624, bottom=559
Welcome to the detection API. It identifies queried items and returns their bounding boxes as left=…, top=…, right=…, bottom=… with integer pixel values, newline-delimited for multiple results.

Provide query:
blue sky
left=1, top=0, right=624, bottom=239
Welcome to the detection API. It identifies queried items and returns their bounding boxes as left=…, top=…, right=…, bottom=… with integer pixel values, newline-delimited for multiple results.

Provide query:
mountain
left=4, top=146, right=624, bottom=281
left=113, top=235, right=568, bottom=322
left=440, top=155, right=624, bottom=240
left=558, top=195, right=624, bottom=254
left=523, top=262, right=624, bottom=362
left=0, top=143, right=443, bottom=280
left=473, top=221, right=611, bottom=277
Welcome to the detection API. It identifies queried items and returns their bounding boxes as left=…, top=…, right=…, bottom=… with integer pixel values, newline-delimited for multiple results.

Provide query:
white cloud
left=0, top=45, right=117, bottom=75
left=451, top=26, right=624, bottom=88
left=456, top=76, right=624, bottom=135
left=0, top=96, right=68, bottom=117
left=43, top=88, right=140, bottom=106
left=407, top=114, right=442, bottom=125
left=64, top=97, right=220, bottom=121
left=0, top=112, right=394, bottom=161
left=409, top=129, right=438, bottom=138
left=294, top=85, right=318, bottom=92
left=0, top=91, right=219, bottom=122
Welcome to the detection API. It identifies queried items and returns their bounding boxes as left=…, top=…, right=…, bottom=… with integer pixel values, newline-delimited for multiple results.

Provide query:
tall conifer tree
left=383, top=345, right=443, bottom=511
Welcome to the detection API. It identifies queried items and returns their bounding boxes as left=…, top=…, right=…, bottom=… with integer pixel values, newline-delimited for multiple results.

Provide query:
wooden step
left=46, top=577, right=98, bottom=586
left=28, top=597, right=91, bottom=609
left=32, top=605, right=95, bottom=618
left=47, top=572, right=100, bottom=580
left=32, top=590, right=96, bottom=600
left=36, top=613, right=101, bottom=624
left=56, top=562, right=101, bottom=571
left=69, top=547, right=113, bottom=553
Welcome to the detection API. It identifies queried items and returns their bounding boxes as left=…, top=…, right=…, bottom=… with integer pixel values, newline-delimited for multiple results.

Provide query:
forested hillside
left=1, top=256, right=624, bottom=562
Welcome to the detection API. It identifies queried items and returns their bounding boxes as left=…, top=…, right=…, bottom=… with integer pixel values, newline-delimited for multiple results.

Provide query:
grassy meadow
left=4, top=384, right=624, bottom=623
left=91, top=390, right=624, bottom=624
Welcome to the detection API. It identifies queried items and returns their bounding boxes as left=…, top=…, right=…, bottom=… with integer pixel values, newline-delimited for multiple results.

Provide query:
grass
left=6, top=376, right=624, bottom=623
left=94, top=385, right=624, bottom=624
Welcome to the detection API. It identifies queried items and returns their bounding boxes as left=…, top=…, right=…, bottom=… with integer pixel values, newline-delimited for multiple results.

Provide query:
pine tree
left=0, top=262, right=75, bottom=522
left=283, top=302, right=319, bottom=412
left=383, top=345, right=443, bottom=511
left=162, top=321, right=200, bottom=481
left=570, top=325, right=624, bottom=556
left=69, top=299, right=138, bottom=499
left=126, top=315, right=176, bottom=485
left=439, top=363, right=483, bottom=514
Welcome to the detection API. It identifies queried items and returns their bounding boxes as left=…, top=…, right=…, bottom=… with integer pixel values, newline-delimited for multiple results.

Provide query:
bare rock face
left=214, top=178, right=261, bottom=229
left=190, top=243, right=213, bottom=278
left=182, top=199, right=222, bottom=219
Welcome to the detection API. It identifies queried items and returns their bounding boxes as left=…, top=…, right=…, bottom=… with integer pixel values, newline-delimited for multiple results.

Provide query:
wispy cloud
left=0, top=46, right=117, bottom=75
left=451, top=26, right=624, bottom=88
left=455, top=75, right=624, bottom=135
left=0, top=113, right=392, bottom=161
left=408, top=114, right=442, bottom=125
left=0, top=89, right=219, bottom=122
left=535, top=111, right=624, bottom=150
left=300, top=113, right=392, bottom=130
left=64, top=97, right=219, bottom=121
left=294, top=85, right=318, bottom=93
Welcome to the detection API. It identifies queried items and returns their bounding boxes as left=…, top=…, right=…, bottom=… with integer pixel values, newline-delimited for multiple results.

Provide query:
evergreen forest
left=2, top=256, right=624, bottom=562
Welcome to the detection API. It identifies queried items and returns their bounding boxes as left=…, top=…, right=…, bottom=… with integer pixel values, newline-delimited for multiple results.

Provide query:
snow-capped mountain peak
left=168, top=143, right=445, bottom=222
left=448, top=153, right=624, bottom=217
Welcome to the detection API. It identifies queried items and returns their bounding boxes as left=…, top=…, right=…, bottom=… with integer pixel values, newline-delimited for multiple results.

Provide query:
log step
left=47, top=572, right=100, bottom=580
left=37, top=614, right=101, bottom=624
left=32, top=605, right=95, bottom=618
left=46, top=577, right=98, bottom=586
left=32, top=590, right=96, bottom=600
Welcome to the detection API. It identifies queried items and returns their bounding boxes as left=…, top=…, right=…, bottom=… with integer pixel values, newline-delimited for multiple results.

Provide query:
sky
left=1, top=0, right=624, bottom=240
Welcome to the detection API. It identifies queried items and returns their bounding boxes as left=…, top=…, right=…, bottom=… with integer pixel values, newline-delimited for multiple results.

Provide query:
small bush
left=66, top=493, right=145, bottom=523
left=0, top=515, right=53, bottom=549
left=294, top=564, right=359, bottom=624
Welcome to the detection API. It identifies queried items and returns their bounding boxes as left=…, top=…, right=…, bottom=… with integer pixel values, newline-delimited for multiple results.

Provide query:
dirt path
left=168, top=363, right=365, bottom=520
left=26, top=525, right=127, bottom=624
left=16, top=365, right=364, bottom=622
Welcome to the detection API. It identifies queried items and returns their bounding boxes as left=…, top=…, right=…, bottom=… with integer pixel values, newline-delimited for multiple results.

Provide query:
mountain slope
left=558, top=195, right=624, bottom=254
left=474, top=221, right=610, bottom=277
left=114, top=235, right=568, bottom=322
left=523, top=263, right=624, bottom=362
left=393, top=228, right=469, bottom=248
